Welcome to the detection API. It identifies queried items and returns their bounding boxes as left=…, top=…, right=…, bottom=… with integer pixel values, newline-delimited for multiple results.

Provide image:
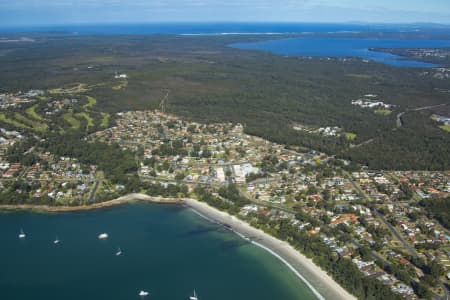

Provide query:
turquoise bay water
left=0, top=203, right=316, bottom=300
left=230, top=37, right=450, bottom=67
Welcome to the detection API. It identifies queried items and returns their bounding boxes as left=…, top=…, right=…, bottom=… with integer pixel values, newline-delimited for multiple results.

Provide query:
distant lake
left=0, top=203, right=317, bottom=300
left=230, top=37, right=450, bottom=67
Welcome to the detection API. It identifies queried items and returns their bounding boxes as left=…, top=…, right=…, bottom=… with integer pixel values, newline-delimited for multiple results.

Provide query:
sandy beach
left=183, top=198, right=356, bottom=300
left=0, top=194, right=355, bottom=300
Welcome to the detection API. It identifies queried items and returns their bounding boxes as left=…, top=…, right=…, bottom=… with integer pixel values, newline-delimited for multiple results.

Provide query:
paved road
left=412, top=103, right=448, bottom=112
left=248, top=177, right=280, bottom=185
left=441, top=283, right=449, bottom=300
left=88, top=180, right=100, bottom=204
left=242, top=176, right=450, bottom=299
left=139, top=175, right=227, bottom=189
left=0, top=178, right=98, bottom=183
left=338, top=171, right=450, bottom=298
left=158, top=89, right=170, bottom=113
left=351, top=103, right=448, bottom=147
left=396, top=103, right=448, bottom=129
left=349, top=138, right=375, bottom=149
left=342, top=171, right=418, bottom=257
left=373, top=210, right=418, bottom=258
left=396, top=111, right=405, bottom=129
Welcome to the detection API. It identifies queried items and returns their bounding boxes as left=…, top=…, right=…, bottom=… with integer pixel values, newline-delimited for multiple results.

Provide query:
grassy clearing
left=76, top=112, right=94, bottom=128
left=84, top=95, right=97, bottom=109
left=375, top=109, right=393, bottom=116
left=439, top=124, right=450, bottom=133
left=345, top=132, right=357, bottom=141
left=0, top=113, right=29, bottom=129
left=112, top=80, right=128, bottom=90
left=49, top=83, right=89, bottom=95
left=100, top=112, right=110, bottom=128
left=14, top=113, right=48, bottom=132
left=25, top=104, right=45, bottom=121
left=63, top=112, right=81, bottom=129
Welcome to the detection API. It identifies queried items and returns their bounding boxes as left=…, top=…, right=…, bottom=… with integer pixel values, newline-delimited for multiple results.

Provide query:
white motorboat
left=98, top=233, right=109, bottom=240
left=115, top=247, right=122, bottom=256
left=18, top=228, right=26, bottom=239
left=138, top=290, right=149, bottom=297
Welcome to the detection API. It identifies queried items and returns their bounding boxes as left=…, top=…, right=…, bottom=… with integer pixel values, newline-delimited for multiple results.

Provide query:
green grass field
left=14, top=113, right=48, bottom=133
left=84, top=96, right=97, bottom=109
left=25, top=104, right=45, bottom=121
left=76, top=112, right=94, bottom=128
left=100, top=112, right=110, bottom=128
left=375, top=109, right=393, bottom=116
left=112, top=80, right=128, bottom=90
left=63, top=112, right=81, bottom=129
left=439, top=124, right=450, bottom=133
left=345, top=132, right=357, bottom=141
left=49, top=83, right=89, bottom=95
left=0, top=113, right=29, bottom=129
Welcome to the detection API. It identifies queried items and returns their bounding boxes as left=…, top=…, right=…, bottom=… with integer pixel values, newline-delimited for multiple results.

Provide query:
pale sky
left=0, top=0, right=449, bottom=26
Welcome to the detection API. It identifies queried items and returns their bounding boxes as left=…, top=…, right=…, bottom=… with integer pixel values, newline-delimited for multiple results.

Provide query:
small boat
left=190, top=290, right=198, bottom=300
left=138, top=290, right=149, bottom=297
left=18, top=228, right=26, bottom=239
left=53, top=236, right=60, bottom=244
left=98, top=233, right=109, bottom=240
left=115, top=247, right=122, bottom=256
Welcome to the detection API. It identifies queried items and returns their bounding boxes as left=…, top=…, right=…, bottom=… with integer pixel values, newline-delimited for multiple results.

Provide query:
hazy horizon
left=1, top=21, right=450, bottom=34
left=1, top=0, right=449, bottom=27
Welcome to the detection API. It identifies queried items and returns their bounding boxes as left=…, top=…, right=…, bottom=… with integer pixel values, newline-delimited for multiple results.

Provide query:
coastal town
left=89, top=109, right=449, bottom=299
left=2, top=1, right=450, bottom=297
left=0, top=89, right=449, bottom=299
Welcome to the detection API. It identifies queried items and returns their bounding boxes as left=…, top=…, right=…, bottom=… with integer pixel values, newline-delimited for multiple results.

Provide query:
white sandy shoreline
left=183, top=198, right=356, bottom=300
left=0, top=193, right=355, bottom=300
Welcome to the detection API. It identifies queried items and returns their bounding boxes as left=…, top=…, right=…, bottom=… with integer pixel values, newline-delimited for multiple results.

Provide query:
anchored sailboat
left=115, top=247, right=122, bottom=256
left=53, top=235, right=60, bottom=244
left=189, top=290, right=198, bottom=300
left=18, top=228, right=26, bottom=239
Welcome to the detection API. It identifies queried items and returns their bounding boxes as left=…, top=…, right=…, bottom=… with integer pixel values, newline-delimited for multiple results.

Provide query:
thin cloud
left=0, top=0, right=311, bottom=8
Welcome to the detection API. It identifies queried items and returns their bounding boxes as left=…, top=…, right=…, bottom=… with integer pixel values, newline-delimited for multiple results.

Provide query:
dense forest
left=0, top=33, right=449, bottom=170
left=42, top=133, right=137, bottom=183
left=342, top=111, right=450, bottom=170
left=420, top=197, right=450, bottom=230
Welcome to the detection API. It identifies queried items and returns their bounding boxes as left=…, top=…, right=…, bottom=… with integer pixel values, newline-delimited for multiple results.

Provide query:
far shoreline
left=0, top=193, right=355, bottom=300
left=0, top=193, right=182, bottom=212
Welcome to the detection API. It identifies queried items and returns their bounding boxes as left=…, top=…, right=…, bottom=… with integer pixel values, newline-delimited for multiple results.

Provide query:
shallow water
left=0, top=203, right=317, bottom=300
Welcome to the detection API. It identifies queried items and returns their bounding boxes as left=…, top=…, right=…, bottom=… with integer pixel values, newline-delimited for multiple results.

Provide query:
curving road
left=396, top=103, right=448, bottom=129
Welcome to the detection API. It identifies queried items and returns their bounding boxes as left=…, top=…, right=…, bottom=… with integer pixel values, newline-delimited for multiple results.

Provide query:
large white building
left=216, top=167, right=226, bottom=182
